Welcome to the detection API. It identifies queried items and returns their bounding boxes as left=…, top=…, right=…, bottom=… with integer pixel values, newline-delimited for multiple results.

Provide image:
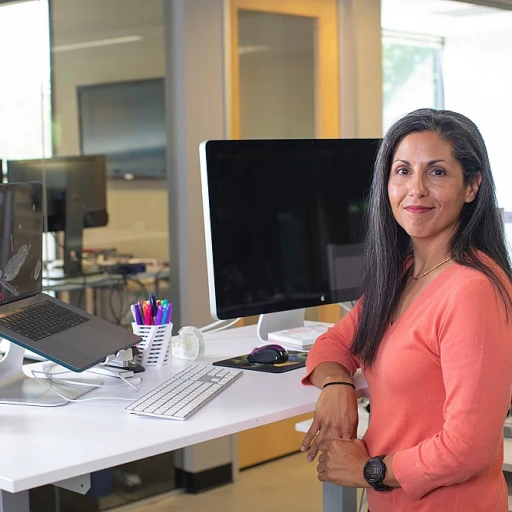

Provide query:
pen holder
left=132, top=322, right=173, bottom=368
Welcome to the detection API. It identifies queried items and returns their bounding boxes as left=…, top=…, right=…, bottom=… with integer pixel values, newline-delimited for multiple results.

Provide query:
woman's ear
left=465, top=172, right=482, bottom=203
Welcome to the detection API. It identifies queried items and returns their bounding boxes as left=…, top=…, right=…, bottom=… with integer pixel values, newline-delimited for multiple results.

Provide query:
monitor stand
left=0, top=340, right=101, bottom=407
left=256, top=308, right=305, bottom=343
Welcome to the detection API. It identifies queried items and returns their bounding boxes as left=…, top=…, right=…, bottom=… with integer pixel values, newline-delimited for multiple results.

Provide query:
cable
left=200, top=319, right=227, bottom=332
left=30, top=370, right=137, bottom=403
left=203, top=317, right=241, bottom=334
left=104, top=268, right=124, bottom=325
left=34, top=368, right=137, bottom=390
left=39, top=364, right=141, bottom=391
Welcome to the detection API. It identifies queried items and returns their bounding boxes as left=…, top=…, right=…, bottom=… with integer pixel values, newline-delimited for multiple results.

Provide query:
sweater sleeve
left=393, top=275, right=512, bottom=499
left=301, top=301, right=362, bottom=386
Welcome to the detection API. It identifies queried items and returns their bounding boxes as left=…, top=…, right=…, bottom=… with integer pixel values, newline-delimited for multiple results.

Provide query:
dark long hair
left=350, top=108, right=512, bottom=367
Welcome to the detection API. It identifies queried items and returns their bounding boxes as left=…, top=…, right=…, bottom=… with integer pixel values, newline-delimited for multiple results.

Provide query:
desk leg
left=323, top=482, right=357, bottom=512
left=0, top=490, right=29, bottom=512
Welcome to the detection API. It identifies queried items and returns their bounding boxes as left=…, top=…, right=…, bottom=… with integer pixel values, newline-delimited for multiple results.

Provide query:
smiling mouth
left=404, top=206, right=434, bottom=214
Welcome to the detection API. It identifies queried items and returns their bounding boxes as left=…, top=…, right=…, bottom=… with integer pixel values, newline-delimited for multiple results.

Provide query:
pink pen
left=144, top=304, right=153, bottom=325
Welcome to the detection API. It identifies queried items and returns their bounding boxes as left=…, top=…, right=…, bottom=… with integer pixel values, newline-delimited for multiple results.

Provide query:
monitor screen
left=78, top=78, right=166, bottom=179
left=6, top=156, right=108, bottom=276
left=6, top=155, right=108, bottom=232
left=0, top=182, right=42, bottom=305
left=200, top=138, right=381, bottom=320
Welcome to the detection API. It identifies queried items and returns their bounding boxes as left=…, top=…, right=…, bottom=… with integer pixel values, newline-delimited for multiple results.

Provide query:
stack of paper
left=267, top=324, right=329, bottom=349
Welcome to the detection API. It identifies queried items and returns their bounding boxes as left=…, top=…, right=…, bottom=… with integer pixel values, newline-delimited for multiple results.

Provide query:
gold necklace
left=410, top=257, right=453, bottom=280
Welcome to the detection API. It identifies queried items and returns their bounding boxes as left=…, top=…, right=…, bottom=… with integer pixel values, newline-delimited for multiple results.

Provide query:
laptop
left=0, top=181, right=141, bottom=372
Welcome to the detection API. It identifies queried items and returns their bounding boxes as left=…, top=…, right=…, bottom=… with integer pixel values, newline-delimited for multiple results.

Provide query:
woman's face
left=387, top=131, right=481, bottom=244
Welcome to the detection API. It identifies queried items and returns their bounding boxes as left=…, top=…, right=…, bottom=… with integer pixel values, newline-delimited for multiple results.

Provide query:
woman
left=301, top=108, right=512, bottom=511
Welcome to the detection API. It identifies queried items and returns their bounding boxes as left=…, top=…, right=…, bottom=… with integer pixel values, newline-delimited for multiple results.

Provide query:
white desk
left=0, top=325, right=321, bottom=512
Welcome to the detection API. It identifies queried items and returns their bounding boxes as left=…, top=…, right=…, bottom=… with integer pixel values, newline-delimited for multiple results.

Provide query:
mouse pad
left=213, top=351, right=307, bottom=373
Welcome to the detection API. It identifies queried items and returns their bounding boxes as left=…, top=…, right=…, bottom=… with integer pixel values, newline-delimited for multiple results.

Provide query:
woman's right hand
left=301, top=378, right=359, bottom=462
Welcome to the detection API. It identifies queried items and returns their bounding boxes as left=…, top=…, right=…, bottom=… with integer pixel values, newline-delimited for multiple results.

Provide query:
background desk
left=0, top=325, right=321, bottom=512
left=42, top=267, right=170, bottom=318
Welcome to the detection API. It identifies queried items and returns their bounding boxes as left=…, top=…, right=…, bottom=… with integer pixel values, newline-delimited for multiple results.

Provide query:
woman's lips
left=404, top=206, right=434, bottom=214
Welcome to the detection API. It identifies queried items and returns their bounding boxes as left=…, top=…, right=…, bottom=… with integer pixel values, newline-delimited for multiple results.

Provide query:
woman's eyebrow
left=391, top=158, right=449, bottom=165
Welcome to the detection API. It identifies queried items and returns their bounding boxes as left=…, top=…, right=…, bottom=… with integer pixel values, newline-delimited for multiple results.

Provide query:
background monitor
left=6, top=155, right=108, bottom=277
left=200, top=139, right=380, bottom=340
left=78, top=78, right=166, bottom=180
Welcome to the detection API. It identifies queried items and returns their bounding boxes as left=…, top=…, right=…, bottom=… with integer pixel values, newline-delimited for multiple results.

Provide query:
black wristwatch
left=363, top=455, right=389, bottom=491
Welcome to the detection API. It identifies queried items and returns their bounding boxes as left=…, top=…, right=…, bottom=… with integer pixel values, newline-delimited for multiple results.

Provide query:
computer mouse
left=247, top=344, right=289, bottom=364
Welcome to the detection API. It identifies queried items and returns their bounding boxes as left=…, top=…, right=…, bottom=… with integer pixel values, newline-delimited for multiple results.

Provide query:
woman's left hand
left=316, top=438, right=370, bottom=487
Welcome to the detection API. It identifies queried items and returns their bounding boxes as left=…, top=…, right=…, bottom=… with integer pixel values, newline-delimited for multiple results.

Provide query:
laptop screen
left=0, top=182, right=43, bottom=305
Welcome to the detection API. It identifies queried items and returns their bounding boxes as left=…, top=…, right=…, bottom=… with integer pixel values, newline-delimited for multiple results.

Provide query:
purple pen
left=131, top=304, right=143, bottom=325
left=167, top=303, right=173, bottom=323
left=154, top=305, right=164, bottom=325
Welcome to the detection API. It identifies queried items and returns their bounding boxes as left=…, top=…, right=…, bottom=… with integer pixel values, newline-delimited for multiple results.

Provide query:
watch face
left=365, top=459, right=384, bottom=483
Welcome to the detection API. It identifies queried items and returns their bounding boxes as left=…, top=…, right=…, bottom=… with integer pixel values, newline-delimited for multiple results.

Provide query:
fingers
left=317, top=438, right=330, bottom=453
left=300, top=421, right=319, bottom=452
left=307, top=440, right=320, bottom=462
left=307, top=435, right=331, bottom=463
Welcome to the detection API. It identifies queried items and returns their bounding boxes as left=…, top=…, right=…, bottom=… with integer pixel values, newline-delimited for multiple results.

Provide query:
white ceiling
left=48, top=0, right=512, bottom=48
left=382, top=0, right=512, bottom=37
left=50, top=0, right=163, bottom=46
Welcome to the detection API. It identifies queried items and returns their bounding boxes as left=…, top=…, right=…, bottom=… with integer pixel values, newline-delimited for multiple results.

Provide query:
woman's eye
left=431, top=168, right=446, bottom=176
left=396, top=167, right=409, bottom=175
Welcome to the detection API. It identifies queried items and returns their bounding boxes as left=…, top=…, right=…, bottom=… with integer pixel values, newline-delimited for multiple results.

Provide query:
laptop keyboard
left=0, top=300, right=90, bottom=341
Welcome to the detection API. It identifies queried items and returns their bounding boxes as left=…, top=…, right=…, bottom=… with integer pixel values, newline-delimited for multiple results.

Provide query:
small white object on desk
left=268, top=323, right=330, bottom=349
left=132, top=322, right=174, bottom=368
left=172, top=326, right=205, bottom=360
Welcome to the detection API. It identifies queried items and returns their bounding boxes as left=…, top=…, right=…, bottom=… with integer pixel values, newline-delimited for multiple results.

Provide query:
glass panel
left=238, top=10, right=315, bottom=138
left=0, top=1, right=54, bottom=274
left=0, top=0, right=51, bottom=161
left=382, top=31, right=443, bottom=132
left=1, top=0, right=174, bottom=508
left=49, top=0, right=170, bottom=320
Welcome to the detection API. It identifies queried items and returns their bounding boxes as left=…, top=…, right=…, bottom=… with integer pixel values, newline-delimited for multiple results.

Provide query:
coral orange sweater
left=303, top=261, right=512, bottom=511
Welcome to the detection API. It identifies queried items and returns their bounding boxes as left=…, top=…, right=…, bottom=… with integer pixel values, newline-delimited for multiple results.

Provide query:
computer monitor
left=78, top=78, right=166, bottom=179
left=6, top=155, right=108, bottom=277
left=200, top=139, right=381, bottom=341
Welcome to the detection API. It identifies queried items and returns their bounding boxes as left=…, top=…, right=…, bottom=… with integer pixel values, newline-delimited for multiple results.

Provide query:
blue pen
left=149, top=293, right=158, bottom=316
left=161, top=304, right=169, bottom=324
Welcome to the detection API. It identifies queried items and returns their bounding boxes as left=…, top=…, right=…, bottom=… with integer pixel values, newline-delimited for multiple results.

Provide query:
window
left=382, top=0, right=512, bottom=255
left=382, top=31, right=444, bottom=132
left=0, top=0, right=51, bottom=162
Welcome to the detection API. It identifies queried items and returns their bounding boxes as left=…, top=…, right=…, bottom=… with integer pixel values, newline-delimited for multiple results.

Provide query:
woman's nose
left=408, top=172, right=428, bottom=197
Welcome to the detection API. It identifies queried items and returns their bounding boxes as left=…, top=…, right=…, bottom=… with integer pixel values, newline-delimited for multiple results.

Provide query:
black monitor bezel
left=200, top=138, right=381, bottom=320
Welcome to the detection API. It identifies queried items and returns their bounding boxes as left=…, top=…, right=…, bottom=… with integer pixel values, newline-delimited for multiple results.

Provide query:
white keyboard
left=126, top=364, right=243, bottom=420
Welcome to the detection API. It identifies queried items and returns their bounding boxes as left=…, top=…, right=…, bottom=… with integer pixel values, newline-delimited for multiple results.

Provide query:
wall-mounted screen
left=78, top=78, right=166, bottom=180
